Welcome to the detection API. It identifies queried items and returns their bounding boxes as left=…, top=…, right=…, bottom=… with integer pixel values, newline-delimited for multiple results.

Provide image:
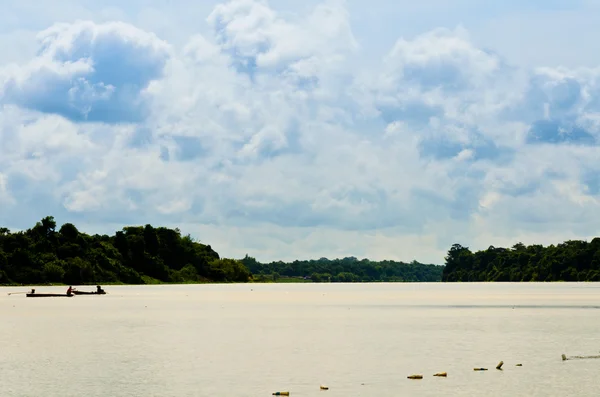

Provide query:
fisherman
left=96, top=285, right=104, bottom=294
left=66, top=286, right=73, bottom=295
left=30, top=288, right=35, bottom=294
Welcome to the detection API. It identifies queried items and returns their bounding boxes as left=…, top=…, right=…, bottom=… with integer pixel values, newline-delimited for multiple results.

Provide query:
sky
left=1, top=0, right=600, bottom=264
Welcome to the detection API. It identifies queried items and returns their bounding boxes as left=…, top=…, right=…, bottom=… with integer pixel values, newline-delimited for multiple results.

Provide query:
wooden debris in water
left=272, top=392, right=289, bottom=396
left=433, top=372, right=447, bottom=377
left=562, top=353, right=600, bottom=361
left=320, top=385, right=329, bottom=390
left=496, top=361, right=504, bottom=370
left=407, top=374, right=423, bottom=379
left=473, top=368, right=488, bottom=371
left=515, top=364, right=522, bottom=366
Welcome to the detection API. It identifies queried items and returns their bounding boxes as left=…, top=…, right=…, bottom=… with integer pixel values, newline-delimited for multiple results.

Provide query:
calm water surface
left=1, top=282, right=599, bottom=396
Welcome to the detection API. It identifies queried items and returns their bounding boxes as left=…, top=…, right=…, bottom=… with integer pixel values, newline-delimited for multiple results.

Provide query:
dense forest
left=5, top=217, right=599, bottom=285
left=0, top=216, right=250, bottom=285
left=241, top=255, right=443, bottom=282
left=0, top=216, right=444, bottom=285
left=442, top=240, right=600, bottom=282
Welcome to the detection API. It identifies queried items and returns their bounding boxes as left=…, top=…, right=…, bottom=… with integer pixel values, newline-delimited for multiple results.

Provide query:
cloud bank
left=1, top=0, right=600, bottom=263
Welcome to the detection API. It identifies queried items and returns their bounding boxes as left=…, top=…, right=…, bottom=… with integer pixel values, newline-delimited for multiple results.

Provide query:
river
left=1, top=282, right=598, bottom=396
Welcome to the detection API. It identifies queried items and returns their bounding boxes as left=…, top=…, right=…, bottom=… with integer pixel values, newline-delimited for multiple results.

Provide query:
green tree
left=442, top=238, right=600, bottom=282
left=43, top=261, right=66, bottom=282
left=0, top=216, right=252, bottom=285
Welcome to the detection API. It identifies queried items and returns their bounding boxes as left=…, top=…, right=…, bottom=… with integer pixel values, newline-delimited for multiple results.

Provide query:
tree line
left=13, top=217, right=597, bottom=285
left=240, top=255, right=443, bottom=282
left=0, top=216, right=445, bottom=285
left=0, top=216, right=250, bottom=285
left=442, top=239, right=600, bottom=282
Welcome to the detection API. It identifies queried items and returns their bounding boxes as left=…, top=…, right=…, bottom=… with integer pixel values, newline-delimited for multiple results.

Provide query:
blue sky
left=1, top=0, right=600, bottom=264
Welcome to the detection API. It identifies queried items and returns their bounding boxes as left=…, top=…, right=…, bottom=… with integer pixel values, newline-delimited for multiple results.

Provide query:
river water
left=0, top=282, right=599, bottom=396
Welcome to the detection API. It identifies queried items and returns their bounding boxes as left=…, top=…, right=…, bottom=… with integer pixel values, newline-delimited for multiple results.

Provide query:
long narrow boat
left=72, top=290, right=106, bottom=295
left=26, top=293, right=73, bottom=297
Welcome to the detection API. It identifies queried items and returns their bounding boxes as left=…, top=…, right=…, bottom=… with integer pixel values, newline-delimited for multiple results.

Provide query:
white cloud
left=1, top=0, right=600, bottom=264
left=0, top=20, right=172, bottom=123
left=207, top=0, right=357, bottom=68
left=0, top=171, right=13, bottom=205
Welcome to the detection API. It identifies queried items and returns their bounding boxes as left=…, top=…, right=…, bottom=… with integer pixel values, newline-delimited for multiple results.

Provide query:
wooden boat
left=72, top=290, right=106, bottom=295
left=26, top=293, right=73, bottom=297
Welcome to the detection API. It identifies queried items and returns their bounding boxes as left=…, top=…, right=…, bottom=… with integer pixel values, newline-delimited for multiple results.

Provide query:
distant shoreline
left=0, top=217, right=442, bottom=286
left=4, top=278, right=598, bottom=288
left=1, top=277, right=426, bottom=287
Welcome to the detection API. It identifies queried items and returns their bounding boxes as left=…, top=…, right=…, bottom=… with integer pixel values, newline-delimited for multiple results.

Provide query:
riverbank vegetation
left=241, top=255, right=443, bottom=282
left=0, top=216, right=250, bottom=285
left=442, top=240, right=600, bottom=282
left=6, top=218, right=600, bottom=285
left=0, top=217, right=444, bottom=285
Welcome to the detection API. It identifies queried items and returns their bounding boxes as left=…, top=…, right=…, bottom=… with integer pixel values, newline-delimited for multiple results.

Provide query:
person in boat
left=96, top=285, right=104, bottom=294
left=66, top=286, right=73, bottom=295
left=30, top=288, right=35, bottom=294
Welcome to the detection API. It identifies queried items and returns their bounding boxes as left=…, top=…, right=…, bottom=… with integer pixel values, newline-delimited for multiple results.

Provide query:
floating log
left=515, top=364, right=522, bottom=366
left=320, top=385, right=329, bottom=390
left=496, top=361, right=504, bottom=370
left=407, top=375, right=423, bottom=379
left=563, top=353, right=600, bottom=360
left=473, top=368, right=488, bottom=371
left=272, top=392, right=289, bottom=396
left=433, top=372, right=447, bottom=377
